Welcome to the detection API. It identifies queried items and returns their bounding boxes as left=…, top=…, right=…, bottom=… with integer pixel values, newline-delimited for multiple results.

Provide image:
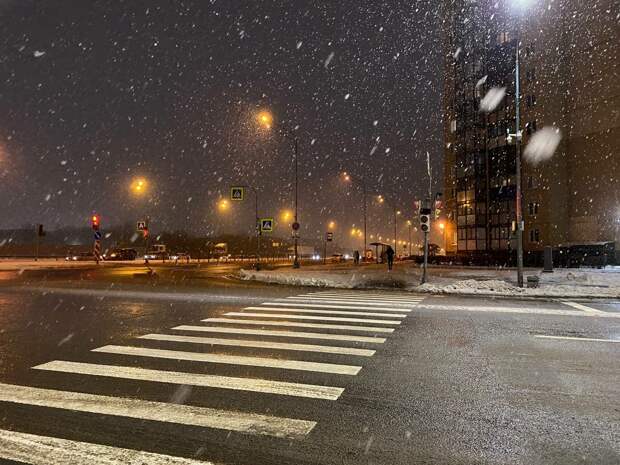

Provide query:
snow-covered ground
left=239, top=264, right=620, bottom=299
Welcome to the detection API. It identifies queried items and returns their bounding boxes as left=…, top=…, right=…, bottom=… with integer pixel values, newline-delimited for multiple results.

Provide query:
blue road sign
left=94, top=231, right=102, bottom=240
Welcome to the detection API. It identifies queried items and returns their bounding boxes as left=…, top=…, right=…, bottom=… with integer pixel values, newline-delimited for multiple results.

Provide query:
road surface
left=0, top=274, right=618, bottom=464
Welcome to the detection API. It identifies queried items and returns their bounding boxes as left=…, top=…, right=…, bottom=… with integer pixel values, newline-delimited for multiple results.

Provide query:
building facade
left=441, top=0, right=619, bottom=263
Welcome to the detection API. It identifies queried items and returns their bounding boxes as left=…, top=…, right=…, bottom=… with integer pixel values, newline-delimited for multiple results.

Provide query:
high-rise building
left=441, top=0, right=619, bottom=263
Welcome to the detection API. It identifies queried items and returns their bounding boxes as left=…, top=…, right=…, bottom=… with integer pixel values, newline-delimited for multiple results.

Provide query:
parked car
left=104, top=248, right=137, bottom=260
left=65, top=252, right=96, bottom=261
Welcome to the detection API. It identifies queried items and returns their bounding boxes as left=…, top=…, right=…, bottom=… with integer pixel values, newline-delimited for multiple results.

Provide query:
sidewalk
left=239, top=262, right=620, bottom=299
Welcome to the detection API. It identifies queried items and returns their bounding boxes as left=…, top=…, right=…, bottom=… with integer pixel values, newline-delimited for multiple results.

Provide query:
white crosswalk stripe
left=0, top=428, right=218, bottom=465
left=286, top=296, right=423, bottom=306
left=139, top=333, right=376, bottom=356
left=174, top=325, right=388, bottom=343
left=33, top=361, right=345, bottom=400
left=247, top=306, right=408, bottom=318
left=201, top=318, right=395, bottom=332
left=92, top=345, right=362, bottom=375
left=303, top=292, right=422, bottom=300
left=225, top=312, right=402, bottom=325
left=264, top=302, right=412, bottom=311
left=4, top=290, right=422, bottom=459
left=0, top=382, right=316, bottom=439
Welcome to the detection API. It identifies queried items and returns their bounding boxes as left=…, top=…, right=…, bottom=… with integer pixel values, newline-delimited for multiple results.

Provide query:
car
left=65, top=252, right=96, bottom=261
left=104, top=248, right=137, bottom=261
left=170, top=252, right=191, bottom=262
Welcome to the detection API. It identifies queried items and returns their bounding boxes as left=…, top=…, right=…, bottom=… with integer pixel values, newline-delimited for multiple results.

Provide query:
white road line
left=247, top=306, right=407, bottom=318
left=304, top=292, right=421, bottom=300
left=261, top=302, right=412, bottom=312
left=285, top=297, right=421, bottom=306
left=416, top=303, right=620, bottom=318
left=92, top=345, right=361, bottom=375
left=296, top=294, right=424, bottom=302
left=0, top=428, right=219, bottom=465
left=534, top=335, right=620, bottom=343
left=174, top=325, right=387, bottom=343
left=139, top=333, right=376, bottom=356
left=0, top=382, right=316, bottom=439
left=33, top=361, right=344, bottom=400
left=201, top=318, right=395, bottom=333
left=560, top=301, right=606, bottom=314
left=225, top=312, right=401, bottom=325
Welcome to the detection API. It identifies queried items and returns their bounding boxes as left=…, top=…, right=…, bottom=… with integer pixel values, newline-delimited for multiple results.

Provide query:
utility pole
left=293, top=137, right=300, bottom=268
left=514, top=36, right=524, bottom=288
left=255, top=188, right=261, bottom=270
left=362, top=180, right=367, bottom=259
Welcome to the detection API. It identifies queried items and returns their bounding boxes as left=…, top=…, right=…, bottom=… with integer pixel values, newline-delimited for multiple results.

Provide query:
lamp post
left=407, top=220, right=413, bottom=257
left=257, top=110, right=301, bottom=268
left=341, top=172, right=368, bottom=256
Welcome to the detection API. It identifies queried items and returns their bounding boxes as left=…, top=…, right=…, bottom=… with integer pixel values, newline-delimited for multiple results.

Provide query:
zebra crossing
left=0, top=290, right=426, bottom=464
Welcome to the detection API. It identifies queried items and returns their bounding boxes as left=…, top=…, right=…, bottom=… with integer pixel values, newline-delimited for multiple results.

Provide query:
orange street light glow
left=257, top=110, right=273, bottom=129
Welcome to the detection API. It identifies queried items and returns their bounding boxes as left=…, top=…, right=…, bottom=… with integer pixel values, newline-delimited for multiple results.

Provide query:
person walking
left=386, top=245, right=395, bottom=271
left=353, top=250, right=360, bottom=265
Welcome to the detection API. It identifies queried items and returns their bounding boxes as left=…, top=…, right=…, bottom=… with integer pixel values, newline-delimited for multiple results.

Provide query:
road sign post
left=230, top=187, right=244, bottom=201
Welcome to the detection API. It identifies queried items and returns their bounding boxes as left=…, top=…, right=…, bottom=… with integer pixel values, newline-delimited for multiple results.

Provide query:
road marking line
left=225, top=312, right=401, bottom=325
left=176, top=325, right=387, bottom=342
left=290, top=293, right=425, bottom=303
left=33, top=361, right=344, bottom=400
left=139, top=333, right=376, bottom=356
left=416, top=303, right=620, bottom=318
left=560, top=301, right=606, bottom=314
left=248, top=306, right=407, bottom=318
left=534, top=335, right=620, bottom=343
left=201, top=318, right=395, bottom=333
left=287, top=297, right=422, bottom=306
left=261, top=302, right=412, bottom=312
left=0, top=428, right=220, bottom=465
left=92, top=345, right=361, bottom=375
left=0, top=382, right=317, bottom=439
left=305, top=292, right=421, bottom=300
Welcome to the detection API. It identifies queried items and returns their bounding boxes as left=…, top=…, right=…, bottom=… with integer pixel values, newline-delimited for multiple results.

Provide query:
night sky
left=0, top=0, right=443, bottom=246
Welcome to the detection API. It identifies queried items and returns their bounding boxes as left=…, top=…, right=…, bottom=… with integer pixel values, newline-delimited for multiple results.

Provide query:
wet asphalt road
left=0, top=271, right=618, bottom=464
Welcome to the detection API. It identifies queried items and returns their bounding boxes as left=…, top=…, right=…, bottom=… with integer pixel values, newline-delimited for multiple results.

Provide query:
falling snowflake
left=479, top=87, right=506, bottom=112
left=523, top=127, right=562, bottom=165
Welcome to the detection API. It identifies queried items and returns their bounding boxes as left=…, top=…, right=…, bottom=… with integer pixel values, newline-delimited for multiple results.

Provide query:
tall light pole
left=407, top=220, right=412, bottom=257
left=257, top=110, right=301, bottom=268
left=341, top=172, right=368, bottom=256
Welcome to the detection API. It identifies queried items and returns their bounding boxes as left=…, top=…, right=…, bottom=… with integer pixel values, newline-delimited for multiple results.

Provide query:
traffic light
left=420, top=208, right=431, bottom=233
left=91, top=214, right=100, bottom=230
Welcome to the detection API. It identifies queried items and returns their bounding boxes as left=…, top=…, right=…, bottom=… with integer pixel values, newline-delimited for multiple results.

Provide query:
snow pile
left=239, top=266, right=620, bottom=299
left=239, top=269, right=406, bottom=289
left=417, top=279, right=524, bottom=295
left=523, top=126, right=561, bottom=165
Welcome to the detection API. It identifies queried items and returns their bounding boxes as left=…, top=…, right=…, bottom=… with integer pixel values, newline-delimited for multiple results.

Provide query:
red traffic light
left=91, top=215, right=100, bottom=229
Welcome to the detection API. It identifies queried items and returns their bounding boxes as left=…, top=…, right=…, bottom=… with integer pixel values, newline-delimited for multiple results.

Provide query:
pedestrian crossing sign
left=230, top=187, right=244, bottom=201
left=260, top=218, right=274, bottom=233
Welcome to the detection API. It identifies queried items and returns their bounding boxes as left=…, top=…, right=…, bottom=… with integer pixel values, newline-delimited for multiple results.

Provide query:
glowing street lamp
left=328, top=220, right=336, bottom=230
left=130, top=177, right=148, bottom=195
left=217, top=199, right=230, bottom=213
left=256, top=110, right=273, bottom=129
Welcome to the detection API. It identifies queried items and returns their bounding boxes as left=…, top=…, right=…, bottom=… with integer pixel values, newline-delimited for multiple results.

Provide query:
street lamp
left=130, top=177, right=148, bottom=195
left=508, top=0, right=532, bottom=287
left=217, top=199, right=230, bottom=213
left=341, top=172, right=368, bottom=255
left=257, top=109, right=301, bottom=268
